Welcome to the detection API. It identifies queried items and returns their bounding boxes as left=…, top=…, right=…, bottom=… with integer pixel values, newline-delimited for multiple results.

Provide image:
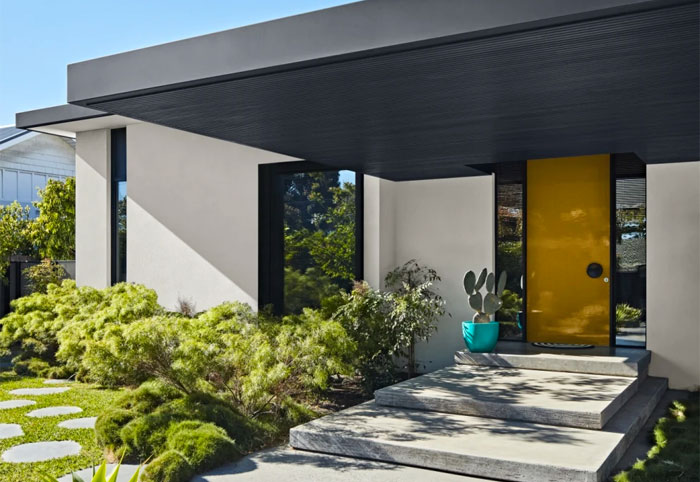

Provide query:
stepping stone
left=0, top=399, right=35, bottom=410
left=291, top=378, right=667, bottom=482
left=44, top=379, right=75, bottom=385
left=374, top=365, right=639, bottom=429
left=27, top=406, right=82, bottom=418
left=9, top=387, right=71, bottom=396
left=58, top=464, right=142, bottom=482
left=58, top=417, right=97, bottom=429
left=1, top=441, right=81, bottom=463
left=0, top=424, right=23, bottom=439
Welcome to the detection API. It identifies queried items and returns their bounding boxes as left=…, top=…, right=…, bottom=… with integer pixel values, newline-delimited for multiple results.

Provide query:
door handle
left=586, top=263, right=603, bottom=278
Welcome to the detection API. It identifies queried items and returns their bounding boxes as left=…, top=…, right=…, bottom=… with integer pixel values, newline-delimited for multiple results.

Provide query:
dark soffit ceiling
left=84, top=2, right=698, bottom=181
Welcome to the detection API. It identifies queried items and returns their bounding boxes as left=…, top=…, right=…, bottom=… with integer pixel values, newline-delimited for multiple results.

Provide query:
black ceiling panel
left=88, top=3, right=699, bottom=181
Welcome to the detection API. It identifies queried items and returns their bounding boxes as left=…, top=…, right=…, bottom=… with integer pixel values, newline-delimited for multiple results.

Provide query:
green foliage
left=614, top=396, right=698, bottom=482
left=496, top=289, right=522, bottom=322
left=166, top=421, right=239, bottom=472
left=616, top=303, right=642, bottom=325
left=335, top=261, right=446, bottom=386
left=23, top=259, right=69, bottom=294
left=283, top=267, right=339, bottom=314
left=0, top=280, right=161, bottom=377
left=496, top=241, right=523, bottom=293
left=95, top=409, right=137, bottom=449
left=30, top=177, right=75, bottom=260
left=141, top=450, right=194, bottom=482
left=0, top=201, right=35, bottom=282
left=39, top=461, right=141, bottom=482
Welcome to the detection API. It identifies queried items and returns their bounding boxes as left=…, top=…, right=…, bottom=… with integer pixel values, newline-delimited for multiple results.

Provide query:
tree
left=29, top=177, right=75, bottom=259
left=0, top=202, right=35, bottom=281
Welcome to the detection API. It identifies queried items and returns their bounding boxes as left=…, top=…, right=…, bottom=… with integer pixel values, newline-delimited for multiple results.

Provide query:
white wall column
left=647, top=161, right=700, bottom=390
left=75, top=129, right=111, bottom=288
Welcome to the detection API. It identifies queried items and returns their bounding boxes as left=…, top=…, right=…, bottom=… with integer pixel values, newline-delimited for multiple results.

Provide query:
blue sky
left=0, top=0, right=350, bottom=126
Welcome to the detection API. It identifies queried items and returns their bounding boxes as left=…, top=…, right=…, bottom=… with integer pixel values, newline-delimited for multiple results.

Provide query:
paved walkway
left=194, top=447, right=482, bottom=481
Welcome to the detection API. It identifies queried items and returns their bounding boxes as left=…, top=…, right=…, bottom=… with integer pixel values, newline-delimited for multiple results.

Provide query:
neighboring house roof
left=0, top=126, right=31, bottom=145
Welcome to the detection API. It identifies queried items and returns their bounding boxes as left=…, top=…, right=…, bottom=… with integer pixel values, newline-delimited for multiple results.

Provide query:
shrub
left=166, top=421, right=239, bottom=472
left=0, top=202, right=35, bottom=282
left=0, top=280, right=161, bottom=377
left=29, top=177, right=76, bottom=260
left=84, top=301, right=355, bottom=419
left=616, top=303, right=642, bottom=325
left=141, top=450, right=194, bottom=482
left=95, top=409, right=136, bottom=450
left=23, top=259, right=69, bottom=294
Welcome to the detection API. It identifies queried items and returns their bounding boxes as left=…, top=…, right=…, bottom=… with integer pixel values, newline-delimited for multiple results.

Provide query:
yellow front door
left=526, top=154, right=610, bottom=346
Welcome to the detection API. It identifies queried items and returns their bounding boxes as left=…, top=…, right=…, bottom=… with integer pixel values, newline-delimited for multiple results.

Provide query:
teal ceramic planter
left=462, top=321, right=499, bottom=353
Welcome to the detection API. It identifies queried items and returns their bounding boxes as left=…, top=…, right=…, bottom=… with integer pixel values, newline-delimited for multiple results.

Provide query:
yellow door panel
left=526, top=154, right=610, bottom=346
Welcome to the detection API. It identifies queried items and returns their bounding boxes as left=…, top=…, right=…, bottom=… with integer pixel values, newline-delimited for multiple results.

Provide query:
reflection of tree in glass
left=117, top=193, right=127, bottom=277
left=283, top=171, right=356, bottom=314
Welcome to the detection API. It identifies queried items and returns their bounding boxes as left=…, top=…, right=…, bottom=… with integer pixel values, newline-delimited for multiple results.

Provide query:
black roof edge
left=16, top=104, right=109, bottom=130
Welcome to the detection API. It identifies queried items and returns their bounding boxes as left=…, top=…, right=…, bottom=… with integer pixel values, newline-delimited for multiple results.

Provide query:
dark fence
left=0, top=257, right=75, bottom=318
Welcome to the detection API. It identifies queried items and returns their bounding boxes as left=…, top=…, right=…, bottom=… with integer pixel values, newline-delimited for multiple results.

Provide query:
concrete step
left=455, top=341, right=650, bottom=378
left=374, top=365, right=639, bottom=429
left=290, top=377, right=667, bottom=482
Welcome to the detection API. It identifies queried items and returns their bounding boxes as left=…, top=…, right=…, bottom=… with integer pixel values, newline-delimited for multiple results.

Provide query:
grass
left=614, top=394, right=699, bottom=482
left=0, top=372, right=122, bottom=482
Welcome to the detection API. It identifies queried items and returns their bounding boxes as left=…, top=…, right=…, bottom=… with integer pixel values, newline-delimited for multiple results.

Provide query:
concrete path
left=194, top=447, right=483, bottom=481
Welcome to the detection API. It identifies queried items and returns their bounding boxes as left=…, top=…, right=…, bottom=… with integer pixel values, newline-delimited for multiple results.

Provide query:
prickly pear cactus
left=463, top=269, right=507, bottom=323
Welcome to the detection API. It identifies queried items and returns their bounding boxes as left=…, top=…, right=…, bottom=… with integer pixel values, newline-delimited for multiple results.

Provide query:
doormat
left=532, top=342, right=594, bottom=349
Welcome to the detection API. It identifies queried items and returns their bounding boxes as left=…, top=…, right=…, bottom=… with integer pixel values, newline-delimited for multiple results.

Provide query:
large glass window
left=260, top=163, right=362, bottom=314
left=495, top=164, right=525, bottom=340
left=614, top=158, right=646, bottom=347
left=111, top=128, right=127, bottom=284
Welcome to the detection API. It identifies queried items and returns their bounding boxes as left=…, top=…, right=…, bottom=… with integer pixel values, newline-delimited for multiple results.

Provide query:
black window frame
left=259, top=161, right=364, bottom=314
left=110, top=128, right=127, bottom=285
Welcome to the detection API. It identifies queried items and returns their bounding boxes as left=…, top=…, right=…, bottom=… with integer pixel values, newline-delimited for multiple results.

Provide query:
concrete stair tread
left=374, top=365, right=639, bottom=429
left=455, top=341, right=651, bottom=377
left=290, top=377, right=667, bottom=482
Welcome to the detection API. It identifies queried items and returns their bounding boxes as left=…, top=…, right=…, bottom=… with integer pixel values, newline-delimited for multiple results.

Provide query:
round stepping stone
left=9, top=387, right=71, bottom=396
left=0, top=399, right=35, bottom=410
left=58, top=417, right=97, bottom=429
left=44, top=379, right=74, bottom=385
left=0, top=424, right=23, bottom=439
left=27, top=406, right=82, bottom=418
left=1, top=441, right=81, bottom=462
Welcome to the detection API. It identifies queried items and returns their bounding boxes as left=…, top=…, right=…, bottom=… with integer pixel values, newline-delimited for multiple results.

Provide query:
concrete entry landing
left=455, top=341, right=650, bottom=377
left=374, top=364, right=638, bottom=429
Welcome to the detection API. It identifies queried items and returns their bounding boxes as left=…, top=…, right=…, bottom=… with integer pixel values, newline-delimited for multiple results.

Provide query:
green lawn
left=0, top=373, right=122, bottom=482
left=615, top=395, right=699, bottom=482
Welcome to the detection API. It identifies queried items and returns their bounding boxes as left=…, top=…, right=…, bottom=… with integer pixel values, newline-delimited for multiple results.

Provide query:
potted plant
left=462, top=268, right=507, bottom=353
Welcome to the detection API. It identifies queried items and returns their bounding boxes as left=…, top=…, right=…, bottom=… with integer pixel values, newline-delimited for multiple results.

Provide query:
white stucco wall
left=647, top=161, right=700, bottom=390
left=75, top=129, right=111, bottom=288
left=365, top=175, right=495, bottom=371
left=126, top=123, right=294, bottom=312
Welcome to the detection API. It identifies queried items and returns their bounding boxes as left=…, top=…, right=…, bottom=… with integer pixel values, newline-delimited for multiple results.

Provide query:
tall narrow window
left=260, top=162, right=363, bottom=315
left=495, top=163, right=525, bottom=340
left=614, top=156, right=646, bottom=347
left=111, top=128, right=127, bottom=284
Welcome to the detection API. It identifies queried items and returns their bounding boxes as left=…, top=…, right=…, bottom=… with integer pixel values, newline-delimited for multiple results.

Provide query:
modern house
left=15, top=0, right=698, bottom=393
left=0, top=126, right=74, bottom=217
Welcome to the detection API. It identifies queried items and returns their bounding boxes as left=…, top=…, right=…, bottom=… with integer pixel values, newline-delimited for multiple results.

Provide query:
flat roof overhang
left=24, top=0, right=700, bottom=180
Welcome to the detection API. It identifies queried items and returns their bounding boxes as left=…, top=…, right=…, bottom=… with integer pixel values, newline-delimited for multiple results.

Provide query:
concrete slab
left=291, top=377, right=666, bottom=482
left=27, top=406, right=82, bottom=418
left=58, top=417, right=97, bottom=429
left=0, top=399, right=35, bottom=410
left=375, top=365, right=638, bottom=429
left=1, top=441, right=81, bottom=462
left=58, top=464, right=142, bottom=482
left=194, top=447, right=482, bottom=481
left=9, top=387, right=71, bottom=396
left=0, top=424, right=23, bottom=439
left=455, top=341, right=650, bottom=378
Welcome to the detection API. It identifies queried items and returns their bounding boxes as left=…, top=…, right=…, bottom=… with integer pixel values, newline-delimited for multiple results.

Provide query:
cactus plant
left=463, top=268, right=507, bottom=323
